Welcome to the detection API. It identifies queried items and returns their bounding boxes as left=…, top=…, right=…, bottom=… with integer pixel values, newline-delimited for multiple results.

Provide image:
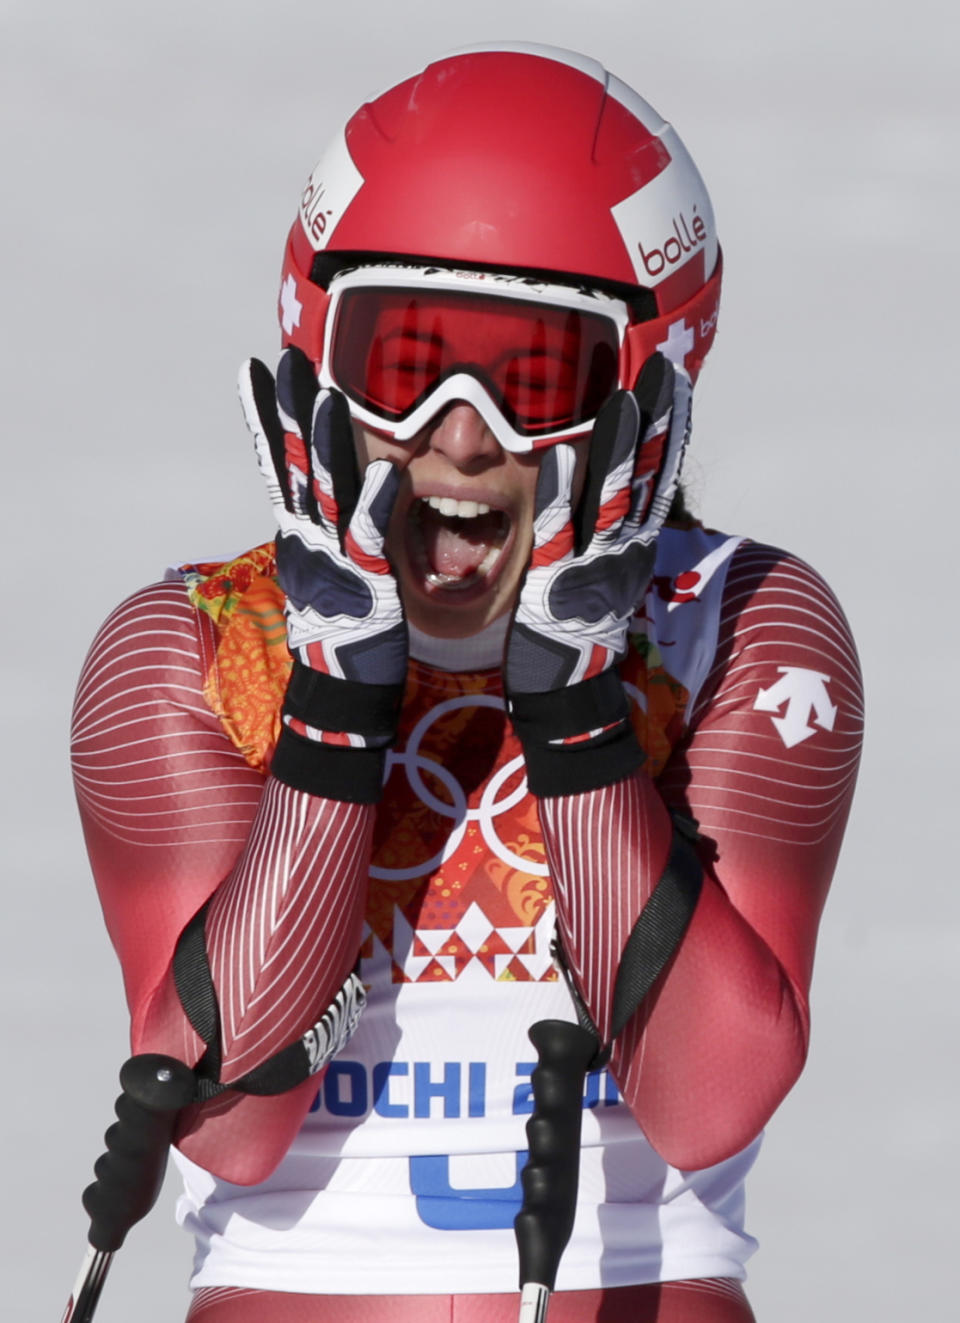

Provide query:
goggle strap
left=279, top=239, right=331, bottom=364
left=622, top=253, right=722, bottom=385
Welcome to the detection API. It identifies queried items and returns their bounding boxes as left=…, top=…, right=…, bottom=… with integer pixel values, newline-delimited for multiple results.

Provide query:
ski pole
left=61, top=1054, right=195, bottom=1323
left=515, top=1019, right=599, bottom=1323
left=514, top=824, right=703, bottom=1322
left=61, top=1245, right=113, bottom=1323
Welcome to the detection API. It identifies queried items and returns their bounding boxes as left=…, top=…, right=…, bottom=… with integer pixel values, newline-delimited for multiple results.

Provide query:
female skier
left=72, top=44, right=863, bottom=1323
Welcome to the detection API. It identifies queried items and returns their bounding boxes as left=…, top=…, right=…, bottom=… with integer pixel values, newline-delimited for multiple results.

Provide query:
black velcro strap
left=608, top=818, right=703, bottom=1042
left=173, top=913, right=367, bottom=1101
left=172, top=902, right=223, bottom=1092
left=522, top=722, right=643, bottom=798
left=508, top=670, right=629, bottom=743
left=224, top=1037, right=313, bottom=1096
left=270, top=726, right=386, bottom=802
left=173, top=904, right=220, bottom=1052
left=283, top=661, right=403, bottom=741
left=201, top=967, right=364, bottom=1097
left=172, top=905, right=311, bottom=1101
left=552, top=817, right=703, bottom=1069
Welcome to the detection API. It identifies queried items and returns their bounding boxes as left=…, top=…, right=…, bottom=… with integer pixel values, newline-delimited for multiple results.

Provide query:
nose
left=426, top=403, right=502, bottom=469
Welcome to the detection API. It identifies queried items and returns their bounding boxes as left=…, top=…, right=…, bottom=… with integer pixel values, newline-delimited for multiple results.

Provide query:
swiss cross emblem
left=657, top=318, right=695, bottom=368
left=280, top=274, right=303, bottom=335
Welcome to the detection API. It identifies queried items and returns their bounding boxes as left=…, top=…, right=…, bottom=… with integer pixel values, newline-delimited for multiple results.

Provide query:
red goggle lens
left=330, top=288, right=620, bottom=438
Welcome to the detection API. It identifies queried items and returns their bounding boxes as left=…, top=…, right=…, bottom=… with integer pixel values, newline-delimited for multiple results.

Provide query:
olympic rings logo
left=370, top=694, right=547, bottom=883
left=369, top=688, right=644, bottom=884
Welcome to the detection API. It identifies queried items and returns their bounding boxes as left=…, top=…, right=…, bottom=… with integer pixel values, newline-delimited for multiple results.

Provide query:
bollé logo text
left=638, top=206, right=707, bottom=278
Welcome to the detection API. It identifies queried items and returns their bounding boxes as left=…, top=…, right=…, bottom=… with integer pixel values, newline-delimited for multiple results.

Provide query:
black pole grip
left=82, top=1055, right=195, bottom=1252
left=514, top=1019, right=599, bottom=1291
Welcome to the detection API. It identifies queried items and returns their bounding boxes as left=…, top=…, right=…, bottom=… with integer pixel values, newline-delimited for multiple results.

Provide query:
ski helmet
left=277, top=42, right=722, bottom=405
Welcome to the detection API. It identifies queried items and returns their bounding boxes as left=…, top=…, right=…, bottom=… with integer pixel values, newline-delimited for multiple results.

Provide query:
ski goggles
left=317, top=265, right=632, bottom=453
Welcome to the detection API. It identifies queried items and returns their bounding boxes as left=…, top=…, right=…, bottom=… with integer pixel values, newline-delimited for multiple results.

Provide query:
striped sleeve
left=660, top=542, right=864, bottom=993
left=71, top=580, right=375, bottom=1183
left=538, top=543, right=863, bottom=1168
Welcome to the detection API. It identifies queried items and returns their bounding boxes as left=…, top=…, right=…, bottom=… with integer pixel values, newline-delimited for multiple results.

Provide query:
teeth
left=478, top=544, right=500, bottom=574
left=424, top=496, right=492, bottom=519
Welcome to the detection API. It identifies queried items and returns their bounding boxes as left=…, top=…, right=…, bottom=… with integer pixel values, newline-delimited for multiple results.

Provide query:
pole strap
left=172, top=904, right=365, bottom=1099
left=555, top=813, right=703, bottom=1068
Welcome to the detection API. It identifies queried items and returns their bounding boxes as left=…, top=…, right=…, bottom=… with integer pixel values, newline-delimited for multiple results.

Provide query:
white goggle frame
left=317, top=263, right=631, bottom=454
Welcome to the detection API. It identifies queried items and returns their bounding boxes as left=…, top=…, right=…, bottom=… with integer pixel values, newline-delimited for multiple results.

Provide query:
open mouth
left=408, top=495, right=512, bottom=593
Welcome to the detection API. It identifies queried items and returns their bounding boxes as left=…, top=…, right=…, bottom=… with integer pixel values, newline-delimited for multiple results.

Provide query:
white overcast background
left=2, top=2, right=956, bottom=1319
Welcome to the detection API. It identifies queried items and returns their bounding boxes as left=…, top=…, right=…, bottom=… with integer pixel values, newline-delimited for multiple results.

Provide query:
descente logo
left=639, top=206, right=708, bottom=278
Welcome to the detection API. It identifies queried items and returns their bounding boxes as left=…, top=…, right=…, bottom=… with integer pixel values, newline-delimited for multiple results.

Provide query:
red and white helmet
left=278, top=43, right=721, bottom=436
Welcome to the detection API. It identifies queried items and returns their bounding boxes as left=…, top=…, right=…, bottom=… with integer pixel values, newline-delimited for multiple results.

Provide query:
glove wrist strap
left=283, top=660, right=404, bottom=743
left=507, top=670, right=629, bottom=741
left=521, top=722, right=642, bottom=798
left=508, top=671, right=642, bottom=797
left=271, top=726, right=386, bottom=802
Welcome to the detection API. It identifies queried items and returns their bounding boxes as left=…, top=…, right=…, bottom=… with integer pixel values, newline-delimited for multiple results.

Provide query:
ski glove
left=505, top=354, right=691, bottom=796
left=239, top=347, right=407, bottom=801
